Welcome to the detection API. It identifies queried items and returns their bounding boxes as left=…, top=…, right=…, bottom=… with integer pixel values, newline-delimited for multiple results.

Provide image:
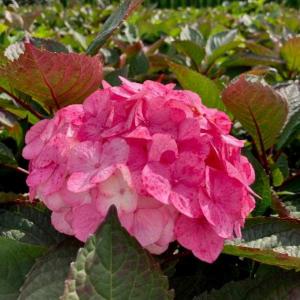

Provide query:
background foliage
left=0, top=0, right=300, bottom=299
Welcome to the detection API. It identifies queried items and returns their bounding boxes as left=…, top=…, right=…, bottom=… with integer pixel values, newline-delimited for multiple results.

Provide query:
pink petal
left=72, top=204, right=104, bottom=242
left=148, top=133, right=178, bottom=163
left=67, top=171, right=96, bottom=193
left=51, top=209, right=73, bottom=236
left=142, top=162, right=171, bottom=204
left=170, top=184, right=202, bottom=218
left=131, top=208, right=164, bottom=246
left=175, top=215, right=224, bottom=263
left=95, top=170, right=137, bottom=216
left=68, top=141, right=101, bottom=173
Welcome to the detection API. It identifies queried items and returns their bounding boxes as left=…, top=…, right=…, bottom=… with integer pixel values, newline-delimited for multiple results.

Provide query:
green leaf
left=105, top=65, right=129, bottom=86
left=246, top=42, right=277, bottom=57
left=128, top=51, right=149, bottom=77
left=205, top=41, right=241, bottom=68
left=29, top=37, right=69, bottom=53
left=0, top=192, right=28, bottom=204
left=282, top=199, right=300, bottom=219
left=86, top=0, right=143, bottom=56
left=19, top=240, right=80, bottom=300
left=244, top=150, right=271, bottom=215
left=206, top=30, right=237, bottom=55
left=197, top=267, right=300, bottom=300
left=180, top=26, right=205, bottom=47
left=221, top=53, right=283, bottom=68
left=0, top=237, right=46, bottom=300
left=169, top=61, right=223, bottom=110
left=0, top=142, right=17, bottom=166
left=205, top=29, right=238, bottom=57
left=0, top=98, right=39, bottom=124
left=223, top=217, right=300, bottom=269
left=1, top=42, right=102, bottom=111
left=222, top=75, right=288, bottom=152
left=173, top=40, right=205, bottom=66
left=281, top=37, right=300, bottom=72
left=61, top=206, right=173, bottom=300
left=276, top=82, right=300, bottom=149
left=0, top=205, right=64, bottom=246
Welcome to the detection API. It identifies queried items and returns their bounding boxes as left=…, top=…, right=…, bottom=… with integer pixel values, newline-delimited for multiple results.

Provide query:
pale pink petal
left=68, top=141, right=101, bottom=173
left=72, top=204, right=104, bottom=242
left=51, top=209, right=73, bottom=236
left=22, top=138, right=45, bottom=160
left=25, top=119, right=49, bottom=144
left=26, top=165, right=54, bottom=187
left=95, top=170, right=137, bottom=215
left=67, top=171, right=96, bottom=193
left=131, top=209, right=164, bottom=246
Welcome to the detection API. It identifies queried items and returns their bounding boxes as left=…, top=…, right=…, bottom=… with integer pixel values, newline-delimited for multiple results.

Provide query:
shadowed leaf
left=61, top=206, right=173, bottom=300
left=222, top=75, right=288, bottom=152
left=223, top=217, right=300, bottom=269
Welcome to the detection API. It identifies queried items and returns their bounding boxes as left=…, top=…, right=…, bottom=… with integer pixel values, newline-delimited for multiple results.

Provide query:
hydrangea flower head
left=23, top=78, right=255, bottom=263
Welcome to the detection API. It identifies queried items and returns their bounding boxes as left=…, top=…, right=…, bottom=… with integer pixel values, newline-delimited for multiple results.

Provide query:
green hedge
left=143, top=0, right=300, bottom=8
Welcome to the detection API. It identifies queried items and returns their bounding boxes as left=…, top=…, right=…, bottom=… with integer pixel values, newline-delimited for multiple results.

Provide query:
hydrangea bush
left=23, top=78, right=255, bottom=263
left=1, top=0, right=300, bottom=298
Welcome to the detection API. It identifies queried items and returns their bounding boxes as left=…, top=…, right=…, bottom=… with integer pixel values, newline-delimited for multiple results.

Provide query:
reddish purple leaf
left=222, top=75, right=288, bottom=152
left=0, top=42, right=103, bottom=110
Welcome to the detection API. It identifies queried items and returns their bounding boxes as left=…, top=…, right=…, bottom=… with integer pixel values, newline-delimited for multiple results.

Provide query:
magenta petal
left=170, top=184, right=202, bottom=218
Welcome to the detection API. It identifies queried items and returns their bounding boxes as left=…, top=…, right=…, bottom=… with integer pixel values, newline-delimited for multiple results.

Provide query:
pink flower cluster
left=23, top=78, right=255, bottom=263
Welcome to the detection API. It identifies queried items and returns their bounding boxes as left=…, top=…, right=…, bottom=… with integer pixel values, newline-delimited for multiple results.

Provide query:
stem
left=1, top=88, right=44, bottom=120
left=1, top=163, right=29, bottom=175
left=247, top=104, right=270, bottom=175
left=271, top=192, right=290, bottom=218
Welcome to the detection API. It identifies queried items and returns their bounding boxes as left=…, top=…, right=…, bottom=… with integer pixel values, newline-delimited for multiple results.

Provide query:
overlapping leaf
left=86, top=0, right=143, bottom=56
left=61, top=206, right=173, bottom=300
left=0, top=42, right=102, bottom=110
left=222, top=75, right=288, bottom=152
left=0, top=205, right=65, bottom=299
left=281, top=37, right=300, bottom=72
left=276, top=82, right=300, bottom=149
left=197, top=267, right=300, bottom=300
left=0, top=238, right=45, bottom=300
left=169, top=62, right=223, bottom=110
left=19, top=240, right=80, bottom=300
left=223, top=217, right=300, bottom=269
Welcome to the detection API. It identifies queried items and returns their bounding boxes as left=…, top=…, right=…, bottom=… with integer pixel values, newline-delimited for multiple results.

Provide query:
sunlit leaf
left=169, top=61, right=223, bottom=110
left=0, top=41, right=102, bottom=110
left=281, top=37, right=300, bottom=72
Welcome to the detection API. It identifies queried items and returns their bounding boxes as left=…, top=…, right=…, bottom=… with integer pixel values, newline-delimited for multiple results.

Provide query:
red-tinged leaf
left=222, top=75, right=288, bottom=152
left=0, top=42, right=102, bottom=110
left=223, top=217, right=300, bottom=270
